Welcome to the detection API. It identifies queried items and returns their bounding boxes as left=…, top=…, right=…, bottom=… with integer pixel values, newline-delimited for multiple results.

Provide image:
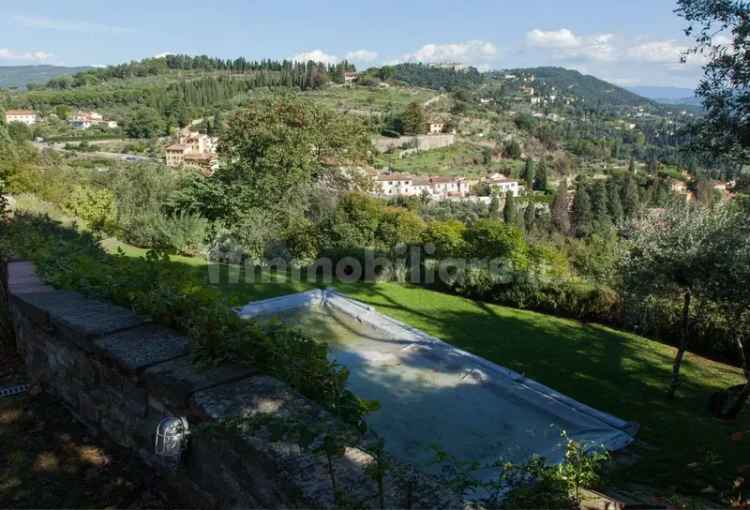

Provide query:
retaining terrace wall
left=373, top=134, right=455, bottom=153
left=1, top=260, right=459, bottom=509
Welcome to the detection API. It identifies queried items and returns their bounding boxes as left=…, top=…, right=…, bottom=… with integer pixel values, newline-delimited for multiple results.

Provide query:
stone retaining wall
left=1, top=260, right=459, bottom=509
left=373, top=134, right=455, bottom=153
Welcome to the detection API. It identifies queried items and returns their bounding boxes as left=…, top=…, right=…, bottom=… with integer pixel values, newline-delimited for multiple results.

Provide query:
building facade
left=5, top=110, right=37, bottom=126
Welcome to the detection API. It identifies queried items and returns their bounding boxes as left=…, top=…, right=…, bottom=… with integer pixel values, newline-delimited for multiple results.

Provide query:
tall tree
left=535, top=160, right=548, bottom=191
left=400, top=101, right=426, bottom=135
left=590, top=180, right=610, bottom=232
left=622, top=175, right=640, bottom=218
left=503, top=191, right=517, bottom=225
left=522, top=159, right=536, bottom=190
left=572, top=182, right=594, bottom=238
left=607, top=179, right=624, bottom=224
left=551, top=183, right=571, bottom=234
left=677, top=0, right=750, bottom=163
left=524, top=203, right=536, bottom=232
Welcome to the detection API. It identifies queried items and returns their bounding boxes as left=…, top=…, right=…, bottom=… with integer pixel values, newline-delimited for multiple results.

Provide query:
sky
left=0, top=0, right=706, bottom=88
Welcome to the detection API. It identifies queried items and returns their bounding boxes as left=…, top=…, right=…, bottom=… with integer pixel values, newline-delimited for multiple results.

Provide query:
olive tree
left=621, top=204, right=731, bottom=399
left=701, top=206, right=750, bottom=416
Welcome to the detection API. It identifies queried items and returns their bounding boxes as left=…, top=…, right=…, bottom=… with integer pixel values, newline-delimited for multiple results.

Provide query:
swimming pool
left=238, top=289, right=636, bottom=480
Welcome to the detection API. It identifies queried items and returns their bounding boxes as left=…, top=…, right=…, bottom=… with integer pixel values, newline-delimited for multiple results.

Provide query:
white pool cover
left=238, top=289, right=636, bottom=480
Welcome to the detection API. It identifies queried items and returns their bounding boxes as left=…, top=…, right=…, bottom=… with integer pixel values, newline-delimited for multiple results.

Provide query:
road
left=33, top=142, right=157, bottom=163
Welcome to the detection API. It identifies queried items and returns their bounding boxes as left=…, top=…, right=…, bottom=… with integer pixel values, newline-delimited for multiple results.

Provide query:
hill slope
left=500, top=67, right=655, bottom=108
left=0, top=65, right=91, bottom=89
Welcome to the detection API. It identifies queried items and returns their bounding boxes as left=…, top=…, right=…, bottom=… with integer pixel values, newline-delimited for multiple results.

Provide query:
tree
left=7, top=122, right=32, bottom=143
left=522, top=159, right=535, bottom=190
left=192, top=95, right=371, bottom=237
left=503, top=191, right=517, bottom=225
left=489, top=194, right=501, bottom=216
left=125, top=107, right=164, bottom=139
left=607, top=179, right=624, bottom=224
left=701, top=207, right=750, bottom=416
left=622, top=203, right=729, bottom=399
left=524, top=203, right=536, bottom=232
left=590, top=180, right=611, bottom=232
left=622, top=175, right=640, bottom=218
left=677, top=0, right=750, bottom=163
left=503, top=140, right=522, bottom=159
left=572, top=182, right=593, bottom=238
left=463, top=218, right=528, bottom=269
left=535, top=161, right=548, bottom=191
left=551, top=184, right=571, bottom=234
left=400, top=101, right=426, bottom=135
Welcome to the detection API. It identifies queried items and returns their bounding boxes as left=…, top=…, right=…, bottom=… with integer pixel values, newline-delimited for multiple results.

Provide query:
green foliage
left=502, top=191, right=517, bottom=226
left=551, top=184, right=571, bottom=234
left=1, top=214, right=373, bottom=432
left=572, top=182, right=593, bottom=238
left=399, top=101, right=426, bottom=135
left=7, top=122, right=33, bottom=143
left=463, top=218, right=528, bottom=269
left=422, top=219, right=467, bottom=258
left=125, top=106, right=165, bottom=138
left=63, top=185, right=114, bottom=231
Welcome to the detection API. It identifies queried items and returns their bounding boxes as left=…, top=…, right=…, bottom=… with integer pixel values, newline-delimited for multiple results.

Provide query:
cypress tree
left=489, top=194, right=501, bottom=216
left=523, top=159, right=535, bottom=190
left=535, top=161, right=548, bottom=192
left=622, top=175, right=640, bottom=218
left=590, top=180, right=610, bottom=231
left=572, top=182, right=594, bottom=238
left=606, top=178, right=624, bottom=225
left=551, top=183, right=571, bottom=234
left=503, top=191, right=517, bottom=225
left=524, top=202, right=536, bottom=232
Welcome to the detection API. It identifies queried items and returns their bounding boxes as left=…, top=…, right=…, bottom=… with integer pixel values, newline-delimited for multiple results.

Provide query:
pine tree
left=628, top=158, right=636, bottom=174
left=622, top=175, right=640, bottom=218
left=551, top=184, right=571, bottom=234
left=606, top=179, right=624, bottom=225
left=400, top=101, right=426, bottom=135
left=572, top=182, right=594, bottom=238
left=503, top=191, right=517, bottom=225
left=535, top=161, right=548, bottom=192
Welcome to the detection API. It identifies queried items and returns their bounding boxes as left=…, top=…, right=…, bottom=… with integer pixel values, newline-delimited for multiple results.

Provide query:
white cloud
left=154, top=52, right=175, bottom=59
left=397, top=40, right=498, bottom=65
left=0, top=48, right=51, bottom=61
left=527, top=28, right=615, bottom=62
left=527, top=29, right=581, bottom=49
left=345, top=49, right=378, bottom=62
left=626, top=40, right=688, bottom=64
left=13, top=15, right=133, bottom=34
left=292, top=49, right=339, bottom=64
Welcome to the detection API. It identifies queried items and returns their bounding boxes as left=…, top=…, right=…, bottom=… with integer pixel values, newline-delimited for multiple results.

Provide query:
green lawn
left=104, top=243, right=748, bottom=497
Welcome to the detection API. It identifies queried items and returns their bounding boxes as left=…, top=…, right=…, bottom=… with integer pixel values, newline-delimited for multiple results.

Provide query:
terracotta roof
left=377, top=173, right=414, bottom=182
left=166, top=144, right=189, bottom=151
left=5, top=110, right=35, bottom=116
left=184, top=153, right=214, bottom=161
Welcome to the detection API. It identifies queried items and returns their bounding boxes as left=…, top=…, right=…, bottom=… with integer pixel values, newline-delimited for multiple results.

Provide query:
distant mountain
left=626, top=86, right=700, bottom=106
left=499, top=67, right=655, bottom=108
left=0, top=65, right=91, bottom=89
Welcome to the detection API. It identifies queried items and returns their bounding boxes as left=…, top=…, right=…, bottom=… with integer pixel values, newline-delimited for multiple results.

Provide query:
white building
left=5, top=110, right=37, bottom=126
left=165, top=128, right=219, bottom=174
left=376, top=173, right=470, bottom=199
left=487, top=173, right=521, bottom=197
left=70, top=111, right=116, bottom=130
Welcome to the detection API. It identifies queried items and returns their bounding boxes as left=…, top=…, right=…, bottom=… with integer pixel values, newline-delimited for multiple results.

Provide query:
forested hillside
left=0, top=65, right=91, bottom=89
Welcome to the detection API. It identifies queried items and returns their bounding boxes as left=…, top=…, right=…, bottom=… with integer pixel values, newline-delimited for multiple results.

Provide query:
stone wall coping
left=3, top=259, right=462, bottom=509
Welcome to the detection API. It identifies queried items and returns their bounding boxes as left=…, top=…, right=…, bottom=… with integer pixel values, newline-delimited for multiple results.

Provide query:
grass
left=302, top=85, right=438, bottom=114
left=373, top=142, right=526, bottom=178
left=97, top=242, right=750, bottom=498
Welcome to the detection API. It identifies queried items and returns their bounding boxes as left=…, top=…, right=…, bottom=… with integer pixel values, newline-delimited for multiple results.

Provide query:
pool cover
left=238, top=289, right=636, bottom=480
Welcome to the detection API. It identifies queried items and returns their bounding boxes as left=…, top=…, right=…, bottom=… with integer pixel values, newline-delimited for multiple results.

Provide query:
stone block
left=143, top=356, right=254, bottom=412
left=94, top=324, right=190, bottom=373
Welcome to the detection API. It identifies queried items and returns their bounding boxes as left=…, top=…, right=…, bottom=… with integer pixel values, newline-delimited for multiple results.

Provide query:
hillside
left=0, top=65, right=91, bottom=89
left=499, top=67, right=655, bottom=108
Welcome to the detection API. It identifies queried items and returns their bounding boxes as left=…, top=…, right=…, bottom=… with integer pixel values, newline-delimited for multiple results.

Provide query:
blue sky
left=1, top=1, right=705, bottom=87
